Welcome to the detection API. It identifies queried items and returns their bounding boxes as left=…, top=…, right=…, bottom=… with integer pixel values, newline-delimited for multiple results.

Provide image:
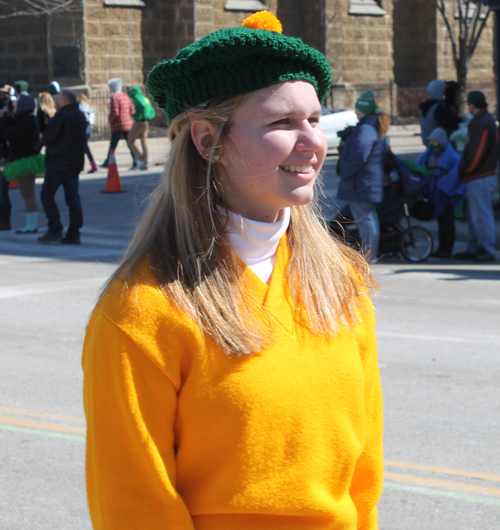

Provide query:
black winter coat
left=0, top=111, right=40, bottom=162
left=38, top=103, right=87, bottom=174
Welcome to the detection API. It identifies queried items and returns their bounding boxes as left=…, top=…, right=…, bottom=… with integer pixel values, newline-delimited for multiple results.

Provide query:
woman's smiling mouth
left=279, top=165, right=314, bottom=173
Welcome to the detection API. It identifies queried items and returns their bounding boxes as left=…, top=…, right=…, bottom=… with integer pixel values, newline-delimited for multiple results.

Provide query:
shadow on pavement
left=0, top=173, right=161, bottom=264
left=391, top=268, right=500, bottom=281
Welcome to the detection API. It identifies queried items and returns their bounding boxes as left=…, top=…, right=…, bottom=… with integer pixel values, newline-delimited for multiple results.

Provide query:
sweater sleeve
left=83, top=308, right=196, bottom=530
left=349, top=297, right=384, bottom=530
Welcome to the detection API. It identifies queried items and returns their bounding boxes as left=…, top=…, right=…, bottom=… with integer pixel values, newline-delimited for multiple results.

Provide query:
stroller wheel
left=399, top=226, right=432, bottom=262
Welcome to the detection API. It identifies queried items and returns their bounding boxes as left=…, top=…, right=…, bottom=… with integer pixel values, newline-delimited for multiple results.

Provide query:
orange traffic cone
left=9, top=179, right=18, bottom=189
left=101, top=150, right=126, bottom=193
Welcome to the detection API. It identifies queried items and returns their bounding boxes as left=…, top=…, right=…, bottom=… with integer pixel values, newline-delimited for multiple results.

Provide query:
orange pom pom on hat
left=242, top=9, right=283, bottom=32
left=147, top=11, right=331, bottom=122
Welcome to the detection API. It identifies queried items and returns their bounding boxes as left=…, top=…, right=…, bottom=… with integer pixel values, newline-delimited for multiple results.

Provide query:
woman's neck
left=224, top=208, right=291, bottom=284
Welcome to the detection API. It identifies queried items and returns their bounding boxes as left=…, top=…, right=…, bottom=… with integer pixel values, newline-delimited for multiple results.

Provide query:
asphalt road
left=0, top=154, right=499, bottom=529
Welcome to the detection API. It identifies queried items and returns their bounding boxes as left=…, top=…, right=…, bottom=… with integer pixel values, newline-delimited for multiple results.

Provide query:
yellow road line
left=0, top=405, right=85, bottom=424
left=385, top=472, right=500, bottom=498
left=2, top=408, right=500, bottom=500
left=385, top=460, right=500, bottom=483
left=0, top=415, right=86, bottom=435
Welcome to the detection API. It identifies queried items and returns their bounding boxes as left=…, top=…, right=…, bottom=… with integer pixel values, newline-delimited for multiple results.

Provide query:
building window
left=103, top=0, right=145, bottom=6
left=225, top=1, right=267, bottom=12
left=349, top=0, right=387, bottom=16
left=454, top=0, right=486, bottom=19
left=53, top=46, right=81, bottom=78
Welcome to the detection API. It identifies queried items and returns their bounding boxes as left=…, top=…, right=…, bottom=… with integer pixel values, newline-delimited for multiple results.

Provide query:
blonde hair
left=100, top=96, right=376, bottom=356
left=76, top=93, right=91, bottom=105
left=38, top=92, right=56, bottom=118
left=377, top=111, right=391, bottom=139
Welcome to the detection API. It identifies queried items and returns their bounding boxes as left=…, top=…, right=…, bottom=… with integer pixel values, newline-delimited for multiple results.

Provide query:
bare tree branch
left=0, top=0, right=80, bottom=19
left=437, top=0, right=492, bottom=111
left=469, top=2, right=491, bottom=59
left=437, top=0, right=459, bottom=71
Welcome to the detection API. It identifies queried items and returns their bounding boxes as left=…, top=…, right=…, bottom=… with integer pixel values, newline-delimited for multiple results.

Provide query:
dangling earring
left=213, top=155, right=220, bottom=160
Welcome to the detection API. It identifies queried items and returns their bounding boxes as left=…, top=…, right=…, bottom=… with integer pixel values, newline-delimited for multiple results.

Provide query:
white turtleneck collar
left=224, top=208, right=291, bottom=284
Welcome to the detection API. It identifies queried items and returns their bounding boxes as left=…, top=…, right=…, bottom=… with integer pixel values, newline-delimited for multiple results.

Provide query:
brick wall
left=84, top=0, right=143, bottom=88
left=323, top=0, right=394, bottom=113
left=195, top=0, right=277, bottom=39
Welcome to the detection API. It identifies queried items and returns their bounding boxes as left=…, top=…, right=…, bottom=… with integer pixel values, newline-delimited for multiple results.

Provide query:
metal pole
left=497, top=11, right=500, bottom=122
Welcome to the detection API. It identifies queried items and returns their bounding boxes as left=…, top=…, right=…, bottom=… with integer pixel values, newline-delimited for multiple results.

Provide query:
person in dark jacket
left=443, top=81, right=461, bottom=135
left=337, top=90, right=390, bottom=261
left=36, top=89, right=88, bottom=245
left=419, top=80, right=449, bottom=146
left=0, top=93, right=42, bottom=233
left=455, top=91, right=498, bottom=262
left=0, top=84, right=14, bottom=230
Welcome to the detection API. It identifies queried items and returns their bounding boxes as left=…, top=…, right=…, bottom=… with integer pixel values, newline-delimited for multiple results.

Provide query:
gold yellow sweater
left=83, top=239, right=383, bottom=530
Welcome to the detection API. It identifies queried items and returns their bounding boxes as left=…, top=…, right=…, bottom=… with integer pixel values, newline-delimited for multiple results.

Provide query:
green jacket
left=129, top=87, right=156, bottom=122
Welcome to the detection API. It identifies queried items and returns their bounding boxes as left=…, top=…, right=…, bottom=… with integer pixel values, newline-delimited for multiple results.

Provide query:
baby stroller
left=330, top=150, right=443, bottom=262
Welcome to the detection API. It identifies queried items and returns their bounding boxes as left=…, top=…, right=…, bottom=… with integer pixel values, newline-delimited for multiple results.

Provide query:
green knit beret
left=147, top=26, right=331, bottom=122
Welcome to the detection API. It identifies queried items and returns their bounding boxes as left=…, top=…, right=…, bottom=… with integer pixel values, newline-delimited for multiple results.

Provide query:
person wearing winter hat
left=83, top=10, right=383, bottom=530
left=100, top=77, right=135, bottom=168
left=46, top=81, right=61, bottom=97
left=419, top=79, right=450, bottom=145
left=0, top=93, right=43, bottom=233
left=0, top=85, right=14, bottom=230
left=13, top=80, right=29, bottom=96
left=455, top=91, right=497, bottom=262
left=417, top=127, right=465, bottom=258
left=127, top=86, right=156, bottom=170
left=337, top=90, right=391, bottom=261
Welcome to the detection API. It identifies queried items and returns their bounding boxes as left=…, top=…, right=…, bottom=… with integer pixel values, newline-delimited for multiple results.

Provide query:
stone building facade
left=0, top=0, right=496, bottom=119
left=393, top=0, right=495, bottom=87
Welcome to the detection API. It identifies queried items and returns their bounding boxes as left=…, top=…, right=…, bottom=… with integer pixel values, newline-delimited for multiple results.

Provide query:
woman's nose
left=296, top=123, right=327, bottom=153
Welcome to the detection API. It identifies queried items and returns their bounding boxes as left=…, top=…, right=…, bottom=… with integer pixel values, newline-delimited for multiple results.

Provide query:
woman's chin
left=285, top=187, right=315, bottom=207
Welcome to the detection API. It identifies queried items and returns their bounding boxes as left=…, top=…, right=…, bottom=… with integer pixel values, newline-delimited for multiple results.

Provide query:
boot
left=0, top=214, right=11, bottom=230
left=15, top=212, right=38, bottom=234
left=88, top=160, right=98, bottom=174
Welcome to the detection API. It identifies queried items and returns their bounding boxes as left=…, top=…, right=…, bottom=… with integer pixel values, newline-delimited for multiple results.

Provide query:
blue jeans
left=40, top=169, right=83, bottom=235
left=349, top=201, right=380, bottom=260
left=466, top=175, right=496, bottom=256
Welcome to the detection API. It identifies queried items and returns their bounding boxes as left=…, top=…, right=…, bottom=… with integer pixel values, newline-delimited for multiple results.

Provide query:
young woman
left=83, top=12, right=383, bottom=530
left=337, top=91, right=390, bottom=262
left=37, top=91, right=56, bottom=133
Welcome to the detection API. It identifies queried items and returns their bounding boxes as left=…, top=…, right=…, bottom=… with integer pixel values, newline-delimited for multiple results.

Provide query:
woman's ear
left=190, top=118, right=217, bottom=160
